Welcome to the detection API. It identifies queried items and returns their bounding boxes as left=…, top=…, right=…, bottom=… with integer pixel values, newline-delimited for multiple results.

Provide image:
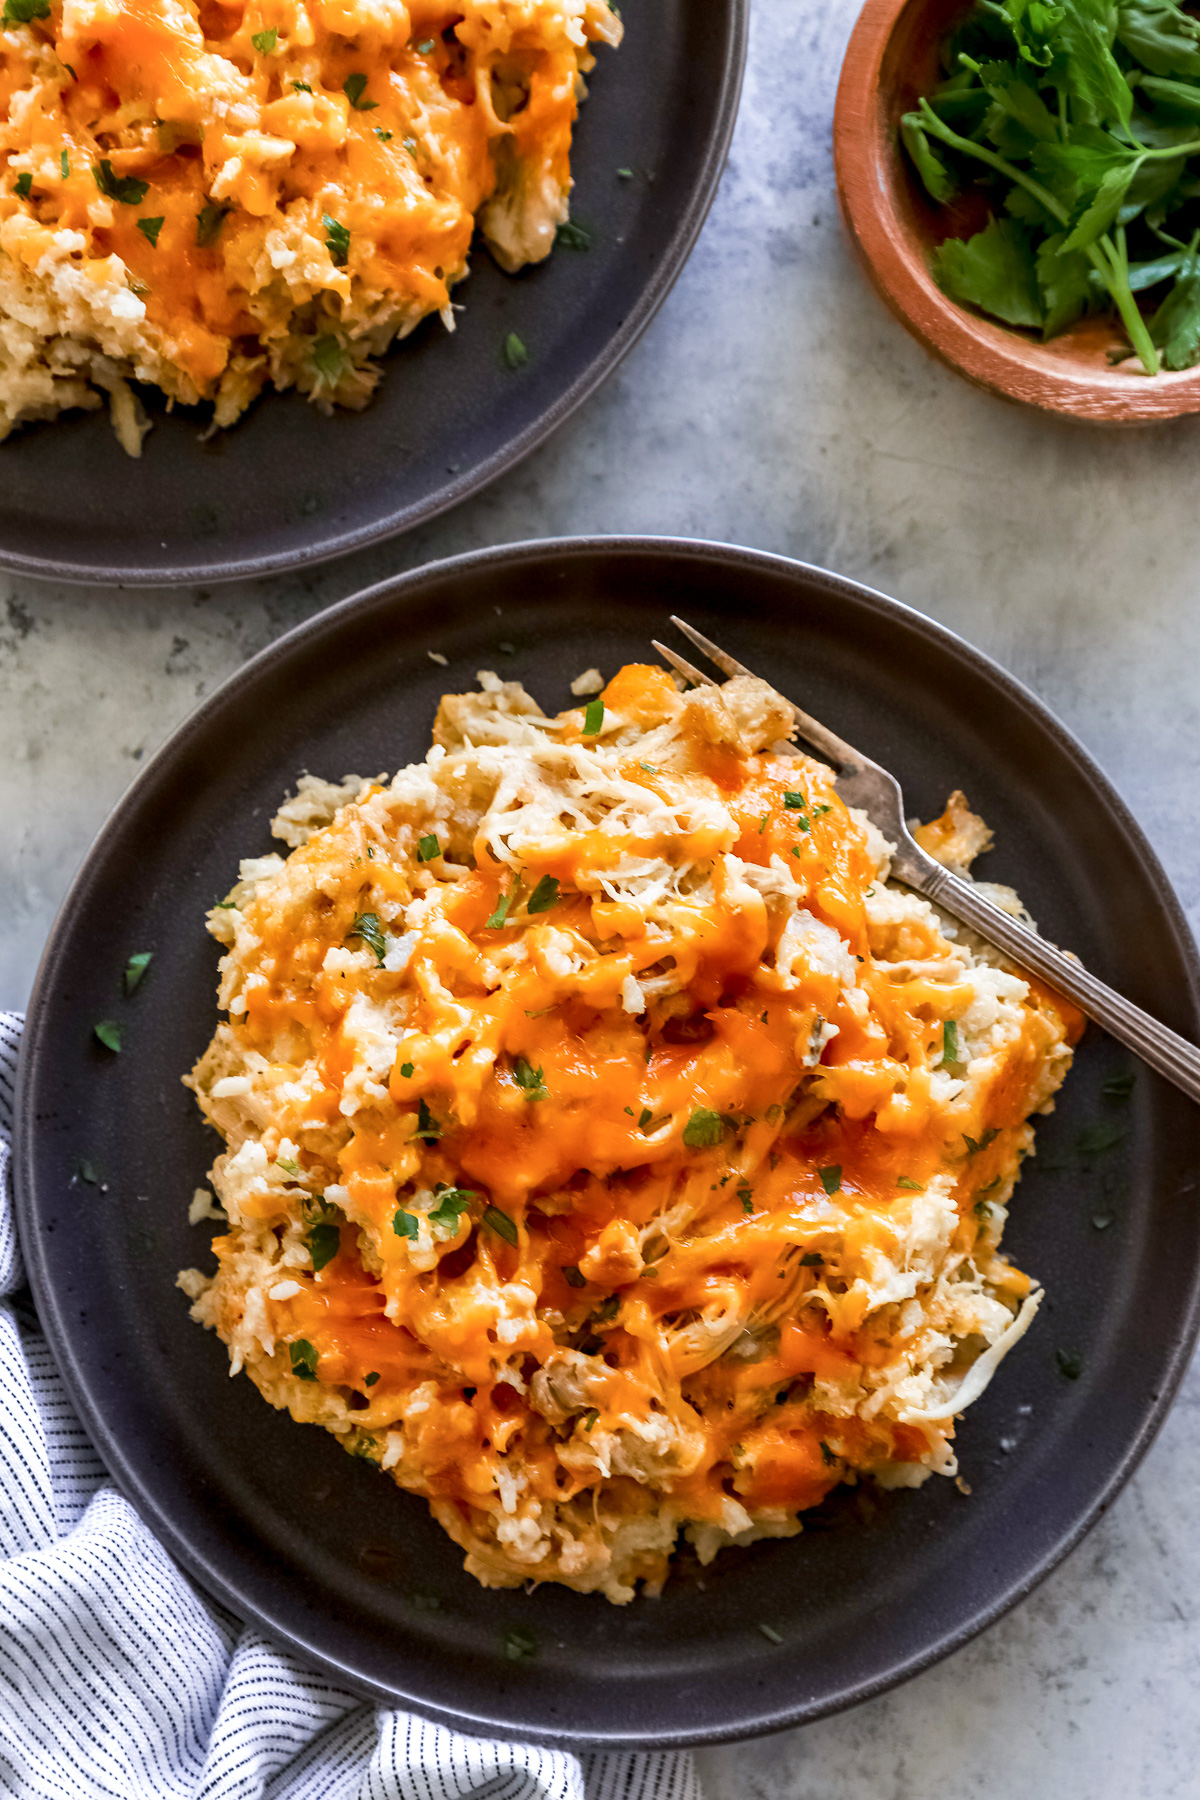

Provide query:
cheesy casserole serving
left=0, top=0, right=619, bottom=450
left=181, top=662, right=1080, bottom=1602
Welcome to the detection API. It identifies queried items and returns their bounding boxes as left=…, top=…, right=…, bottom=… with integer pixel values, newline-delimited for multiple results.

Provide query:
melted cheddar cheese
left=0, top=0, right=619, bottom=447
left=182, top=662, right=1081, bottom=1603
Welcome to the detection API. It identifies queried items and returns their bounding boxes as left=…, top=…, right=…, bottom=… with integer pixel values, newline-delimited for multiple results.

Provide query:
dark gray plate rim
left=2, top=19, right=745, bottom=590
left=15, top=535, right=1200, bottom=1747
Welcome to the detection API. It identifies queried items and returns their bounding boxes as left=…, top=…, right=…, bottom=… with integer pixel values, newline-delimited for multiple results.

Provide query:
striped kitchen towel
left=0, top=1013, right=700, bottom=1800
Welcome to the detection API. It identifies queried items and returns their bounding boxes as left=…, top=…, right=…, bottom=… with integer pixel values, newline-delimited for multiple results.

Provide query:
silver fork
left=653, top=616, right=1200, bottom=1107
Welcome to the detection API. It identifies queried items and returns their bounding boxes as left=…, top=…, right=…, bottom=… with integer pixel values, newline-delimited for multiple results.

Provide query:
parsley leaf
left=399, top=1061, right=414, bottom=1079
left=503, top=331, right=528, bottom=370
left=311, top=334, right=345, bottom=378
left=800, top=1251, right=824, bottom=1266
left=783, top=791, right=807, bottom=810
left=196, top=203, right=228, bottom=247
left=393, top=1208, right=420, bottom=1240
left=417, top=832, right=440, bottom=862
left=13, top=172, right=31, bottom=197
left=60, top=149, right=68, bottom=178
left=136, top=215, right=164, bottom=247
left=93, top=160, right=149, bottom=205
left=343, top=72, right=377, bottom=109
left=123, top=950, right=152, bottom=994
left=503, top=1626, right=538, bottom=1660
left=582, top=697, right=604, bottom=735
left=307, top=1221, right=340, bottom=1270
left=933, top=216, right=1044, bottom=328
left=1055, top=1348, right=1083, bottom=1380
left=526, top=874, right=559, bottom=913
left=513, top=1057, right=547, bottom=1100
left=555, top=218, right=591, bottom=250
left=412, top=1098, right=442, bottom=1141
left=562, top=1264, right=586, bottom=1287
left=818, top=1165, right=842, bottom=1196
left=683, top=1107, right=725, bottom=1148
left=289, top=1338, right=319, bottom=1380
left=486, top=884, right=516, bottom=929
left=347, top=910, right=386, bottom=964
left=94, top=1020, right=122, bottom=1052
left=483, top=1204, right=518, bottom=1246
left=291, top=78, right=312, bottom=91
left=963, top=1127, right=998, bottom=1155
left=375, top=127, right=393, bottom=140
left=251, top=25, right=277, bottom=51
left=2, top=0, right=49, bottom=24
left=323, top=212, right=350, bottom=266
left=428, top=1186, right=476, bottom=1234
left=940, top=1019, right=961, bottom=1068
left=896, top=1175, right=924, bottom=1190
left=364, top=1370, right=380, bottom=1386
left=1103, top=1070, right=1136, bottom=1099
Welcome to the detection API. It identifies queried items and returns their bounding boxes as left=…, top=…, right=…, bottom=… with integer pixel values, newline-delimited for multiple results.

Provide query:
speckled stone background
left=4, top=0, right=1200, bottom=1790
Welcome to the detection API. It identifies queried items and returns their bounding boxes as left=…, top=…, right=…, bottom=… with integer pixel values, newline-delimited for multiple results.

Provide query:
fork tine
left=651, top=640, right=717, bottom=688
left=669, top=616, right=865, bottom=773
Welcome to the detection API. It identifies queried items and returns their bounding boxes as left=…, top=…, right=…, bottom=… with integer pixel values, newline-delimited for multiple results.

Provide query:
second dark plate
left=15, top=539, right=1200, bottom=1746
left=0, top=4, right=744, bottom=585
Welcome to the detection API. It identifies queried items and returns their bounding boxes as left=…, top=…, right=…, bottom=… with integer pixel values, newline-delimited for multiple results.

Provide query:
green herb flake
left=1103, top=1071, right=1136, bottom=1100
left=59, top=149, right=68, bottom=178
left=343, top=71, right=377, bottom=109
left=758, top=1623, right=784, bottom=1645
left=123, top=950, right=153, bottom=994
left=819, top=1440, right=836, bottom=1466
left=251, top=25, right=277, bottom=51
left=403, top=134, right=417, bottom=153
left=940, top=1019, right=960, bottom=1068
left=412, top=1097, right=442, bottom=1141
left=963, top=1126, right=998, bottom=1155
left=94, top=1020, right=122, bottom=1052
left=502, top=1626, right=538, bottom=1660
left=291, top=78, right=312, bottom=91
left=896, top=1175, right=924, bottom=1191
left=638, top=1106, right=653, bottom=1129
left=347, top=910, right=386, bottom=965
left=276, top=1156, right=302, bottom=1177
left=393, top=1208, right=420, bottom=1240
left=428, top=1186, right=477, bottom=1233
left=783, top=791, right=807, bottom=810
left=562, top=1264, right=586, bottom=1288
left=93, top=159, right=149, bottom=205
left=683, top=1107, right=725, bottom=1148
left=417, top=832, right=440, bottom=862
left=289, top=1338, right=319, bottom=1380
left=415, top=35, right=434, bottom=50
left=800, top=1251, right=824, bottom=1267
left=593, top=1294, right=620, bottom=1324
left=196, top=203, right=228, bottom=247
left=582, top=1408, right=599, bottom=1432
left=486, top=885, right=516, bottom=929
left=375, top=127, right=393, bottom=141
left=513, top=1057, right=547, bottom=1100
left=639, top=1265, right=659, bottom=1279
left=817, top=1164, right=842, bottom=1196
left=503, top=331, right=528, bottom=370
left=555, top=218, right=591, bottom=250
left=2, top=0, right=49, bottom=25
left=399, top=1061, right=414, bottom=1079
left=13, top=172, right=31, bottom=197
left=483, top=1204, right=519, bottom=1246
left=526, top=874, right=559, bottom=913
left=738, top=1187, right=754, bottom=1214
left=1077, top=1121, right=1126, bottom=1156
left=311, top=334, right=344, bottom=378
left=364, top=1370, right=381, bottom=1386
left=78, top=1159, right=99, bottom=1185
left=136, top=214, right=164, bottom=247
left=582, top=696, right=604, bottom=736
left=322, top=212, right=350, bottom=266
left=1056, top=1349, right=1083, bottom=1381
left=307, top=1220, right=341, bottom=1271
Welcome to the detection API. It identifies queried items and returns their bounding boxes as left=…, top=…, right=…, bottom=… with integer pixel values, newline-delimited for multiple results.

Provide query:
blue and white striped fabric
left=0, top=1013, right=701, bottom=1800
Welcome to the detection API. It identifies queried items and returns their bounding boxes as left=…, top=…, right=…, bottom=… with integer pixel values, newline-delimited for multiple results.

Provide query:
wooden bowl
left=833, top=0, right=1200, bottom=421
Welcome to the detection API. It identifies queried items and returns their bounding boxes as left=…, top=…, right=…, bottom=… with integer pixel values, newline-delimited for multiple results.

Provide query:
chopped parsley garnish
left=592, top=1294, right=620, bottom=1324
left=93, top=160, right=148, bottom=205
left=1077, top=1121, right=1126, bottom=1156
left=123, top=950, right=152, bottom=993
left=403, top=135, right=417, bottom=154
left=683, top=1107, right=725, bottom=1148
left=963, top=1127, right=998, bottom=1155
left=311, top=334, right=344, bottom=378
left=307, top=1221, right=340, bottom=1270
left=399, top=1062, right=414, bottom=1079
left=343, top=72, right=377, bottom=109
left=364, top=1371, right=380, bottom=1386
left=940, top=1019, right=960, bottom=1068
left=412, top=1097, right=442, bottom=1141
left=1103, top=1071, right=1136, bottom=1100
left=393, top=1208, right=420, bottom=1240
left=415, top=35, right=435, bottom=51
left=347, top=910, right=386, bottom=965
left=2, top=0, right=49, bottom=24
left=800, top=1251, right=823, bottom=1266
left=483, top=1204, right=518, bottom=1246
left=486, top=883, right=516, bottom=929
left=526, top=874, right=559, bottom=913
left=582, top=696, right=604, bottom=736
left=513, top=1057, right=547, bottom=1100
left=617, top=165, right=633, bottom=178
left=276, top=1156, right=302, bottom=1177
left=503, top=331, right=528, bottom=370
left=758, top=812, right=769, bottom=832
left=562, top=1264, right=586, bottom=1288
left=417, top=832, right=440, bottom=862
left=428, top=1186, right=476, bottom=1233
left=896, top=1175, right=924, bottom=1191
left=322, top=212, right=350, bottom=266
left=783, top=791, right=806, bottom=810
left=94, top=1020, right=122, bottom=1052
left=738, top=1187, right=754, bottom=1214
left=817, top=1165, right=842, bottom=1196
left=136, top=215, right=164, bottom=247
left=60, top=149, right=68, bottom=178
left=819, top=1440, right=836, bottom=1466
left=291, top=78, right=312, bottom=91
left=639, top=761, right=657, bottom=772
left=555, top=218, right=591, bottom=250
left=14, top=173, right=31, bottom=198
left=639, top=1265, right=659, bottom=1279
left=812, top=803, right=832, bottom=817
left=758, top=1623, right=783, bottom=1645
left=638, top=1107, right=653, bottom=1130
left=289, top=1339, right=319, bottom=1380
left=1056, top=1349, right=1083, bottom=1381
left=196, top=203, right=228, bottom=247
left=251, top=26, right=277, bottom=50
left=375, top=127, right=393, bottom=141
left=501, top=1625, right=539, bottom=1660
left=582, top=1408, right=599, bottom=1432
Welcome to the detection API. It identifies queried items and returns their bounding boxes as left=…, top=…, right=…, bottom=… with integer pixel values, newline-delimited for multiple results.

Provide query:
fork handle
left=912, top=858, right=1200, bottom=1106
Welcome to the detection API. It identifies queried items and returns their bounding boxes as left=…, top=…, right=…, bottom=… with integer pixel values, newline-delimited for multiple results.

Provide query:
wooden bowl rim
left=833, top=0, right=1200, bottom=422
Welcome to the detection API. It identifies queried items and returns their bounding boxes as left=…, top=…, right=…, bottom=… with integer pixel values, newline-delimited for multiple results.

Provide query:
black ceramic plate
left=16, top=539, right=1200, bottom=1748
left=0, top=9, right=743, bottom=588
